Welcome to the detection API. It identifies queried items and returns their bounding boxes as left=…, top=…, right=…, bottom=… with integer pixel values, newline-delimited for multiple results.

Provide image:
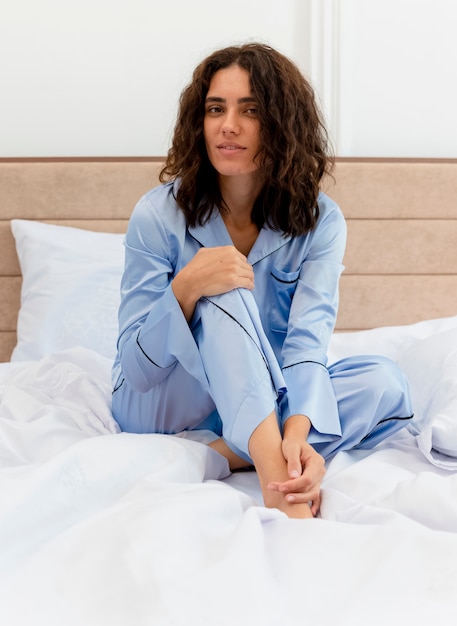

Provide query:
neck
left=218, top=172, right=264, bottom=224
left=218, top=173, right=263, bottom=255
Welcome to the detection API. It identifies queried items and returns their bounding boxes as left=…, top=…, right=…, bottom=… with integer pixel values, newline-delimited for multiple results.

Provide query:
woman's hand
left=267, top=415, right=326, bottom=517
left=172, top=245, right=254, bottom=321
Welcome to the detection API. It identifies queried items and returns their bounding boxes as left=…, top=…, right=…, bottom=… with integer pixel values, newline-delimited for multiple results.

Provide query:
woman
left=112, top=43, right=413, bottom=519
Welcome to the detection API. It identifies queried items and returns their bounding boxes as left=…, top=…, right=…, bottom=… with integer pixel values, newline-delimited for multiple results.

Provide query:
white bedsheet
left=1, top=337, right=457, bottom=625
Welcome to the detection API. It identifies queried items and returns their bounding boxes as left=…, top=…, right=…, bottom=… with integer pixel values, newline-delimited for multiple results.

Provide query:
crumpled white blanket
left=0, top=347, right=457, bottom=626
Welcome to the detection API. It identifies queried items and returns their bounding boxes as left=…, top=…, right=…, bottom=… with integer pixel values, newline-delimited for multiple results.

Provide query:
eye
left=206, top=105, right=223, bottom=115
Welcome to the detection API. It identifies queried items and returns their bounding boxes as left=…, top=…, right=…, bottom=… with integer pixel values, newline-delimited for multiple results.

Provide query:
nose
left=221, top=110, right=240, bottom=135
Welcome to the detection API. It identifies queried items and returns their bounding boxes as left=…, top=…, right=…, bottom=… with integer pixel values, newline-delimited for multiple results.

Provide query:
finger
left=287, top=456, right=302, bottom=480
left=283, top=484, right=319, bottom=499
left=284, top=495, right=320, bottom=518
left=267, top=477, right=303, bottom=492
left=217, top=245, right=250, bottom=264
left=285, top=490, right=321, bottom=510
left=268, top=476, right=311, bottom=493
left=203, top=260, right=254, bottom=293
left=219, top=257, right=254, bottom=282
left=281, top=441, right=302, bottom=480
left=297, top=458, right=326, bottom=488
left=311, top=498, right=321, bottom=516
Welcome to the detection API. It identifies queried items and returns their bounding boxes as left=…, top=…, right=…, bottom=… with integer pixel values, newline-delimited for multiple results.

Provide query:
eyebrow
left=205, top=96, right=257, bottom=104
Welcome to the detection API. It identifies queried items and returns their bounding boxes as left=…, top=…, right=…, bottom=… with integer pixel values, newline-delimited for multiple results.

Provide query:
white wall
left=1, top=0, right=456, bottom=158
left=0, top=0, right=304, bottom=157
left=335, top=0, right=457, bottom=157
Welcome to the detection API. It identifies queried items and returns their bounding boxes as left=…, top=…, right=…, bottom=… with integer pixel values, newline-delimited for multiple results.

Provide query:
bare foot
left=208, top=438, right=252, bottom=470
left=248, top=412, right=314, bottom=519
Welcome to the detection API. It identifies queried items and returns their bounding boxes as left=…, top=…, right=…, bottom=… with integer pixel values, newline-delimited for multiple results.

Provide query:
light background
left=0, top=0, right=455, bottom=157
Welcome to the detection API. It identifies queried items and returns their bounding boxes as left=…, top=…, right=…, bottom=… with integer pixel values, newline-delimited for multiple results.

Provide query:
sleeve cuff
left=281, top=360, right=342, bottom=439
left=122, top=286, right=209, bottom=391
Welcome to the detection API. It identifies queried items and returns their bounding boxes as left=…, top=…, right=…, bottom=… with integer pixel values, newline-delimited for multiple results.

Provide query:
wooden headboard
left=1, top=157, right=456, bottom=362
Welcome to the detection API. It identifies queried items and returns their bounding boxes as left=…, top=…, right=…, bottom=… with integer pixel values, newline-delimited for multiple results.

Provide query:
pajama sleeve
left=114, top=187, right=209, bottom=393
left=280, top=194, right=347, bottom=441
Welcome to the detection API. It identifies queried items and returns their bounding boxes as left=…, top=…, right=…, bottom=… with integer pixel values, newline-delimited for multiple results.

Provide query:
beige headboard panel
left=324, top=158, right=457, bottom=330
left=1, top=157, right=456, bottom=362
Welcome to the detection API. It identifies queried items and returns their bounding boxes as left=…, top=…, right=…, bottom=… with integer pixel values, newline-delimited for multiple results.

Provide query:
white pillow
left=328, top=314, right=457, bottom=364
left=397, top=328, right=457, bottom=459
left=328, top=318, right=457, bottom=463
left=11, top=220, right=125, bottom=361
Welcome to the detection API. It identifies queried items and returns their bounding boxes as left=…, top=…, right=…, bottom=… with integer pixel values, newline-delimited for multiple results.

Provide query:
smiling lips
left=217, top=142, right=246, bottom=152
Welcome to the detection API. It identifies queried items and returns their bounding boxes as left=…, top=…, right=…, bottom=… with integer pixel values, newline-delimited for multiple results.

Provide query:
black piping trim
left=270, top=272, right=299, bottom=284
left=376, top=413, right=414, bottom=426
left=201, top=296, right=276, bottom=390
left=136, top=332, right=163, bottom=367
left=112, top=378, right=125, bottom=394
left=282, top=360, right=326, bottom=371
left=359, top=413, right=414, bottom=443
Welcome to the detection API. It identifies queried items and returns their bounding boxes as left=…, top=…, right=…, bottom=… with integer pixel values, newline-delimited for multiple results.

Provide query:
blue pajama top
left=112, top=180, right=347, bottom=442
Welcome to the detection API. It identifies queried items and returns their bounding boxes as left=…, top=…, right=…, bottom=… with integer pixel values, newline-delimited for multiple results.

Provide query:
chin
left=213, top=161, right=259, bottom=178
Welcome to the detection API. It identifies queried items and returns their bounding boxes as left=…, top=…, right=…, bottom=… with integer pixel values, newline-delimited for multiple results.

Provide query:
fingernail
left=286, top=495, right=295, bottom=502
left=290, top=470, right=299, bottom=478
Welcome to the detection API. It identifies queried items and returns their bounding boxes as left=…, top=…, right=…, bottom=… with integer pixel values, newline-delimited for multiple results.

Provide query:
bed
left=0, top=157, right=456, bottom=625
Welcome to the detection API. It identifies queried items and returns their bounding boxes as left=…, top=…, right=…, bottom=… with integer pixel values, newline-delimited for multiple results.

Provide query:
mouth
left=217, top=142, right=246, bottom=151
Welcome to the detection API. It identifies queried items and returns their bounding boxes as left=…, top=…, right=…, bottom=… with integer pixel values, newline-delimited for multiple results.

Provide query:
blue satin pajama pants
left=112, top=289, right=413, bottom=462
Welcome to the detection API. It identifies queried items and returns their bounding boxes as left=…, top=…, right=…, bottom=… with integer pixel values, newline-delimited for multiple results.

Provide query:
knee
left=363, top=356, right=412, bottom=414
left=371, top=355, right=409, bottom=386
left=331, top=354, right=412, bottom=413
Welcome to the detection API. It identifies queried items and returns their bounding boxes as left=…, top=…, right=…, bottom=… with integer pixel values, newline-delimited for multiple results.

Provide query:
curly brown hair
left=160, top=42, right=334, bottom=236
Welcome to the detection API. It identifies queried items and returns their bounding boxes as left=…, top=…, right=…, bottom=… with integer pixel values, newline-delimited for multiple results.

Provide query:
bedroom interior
left=0, top=156, right=456, bottom=625
left=1, top=1, right=457, bottom=624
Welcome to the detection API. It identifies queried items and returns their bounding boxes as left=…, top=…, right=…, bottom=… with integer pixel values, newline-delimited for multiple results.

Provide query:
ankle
left=262, top=490, right=313, bottom=519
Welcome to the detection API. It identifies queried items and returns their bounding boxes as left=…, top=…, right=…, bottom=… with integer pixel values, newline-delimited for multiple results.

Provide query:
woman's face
left=203, top=65, right=261, bottom=179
